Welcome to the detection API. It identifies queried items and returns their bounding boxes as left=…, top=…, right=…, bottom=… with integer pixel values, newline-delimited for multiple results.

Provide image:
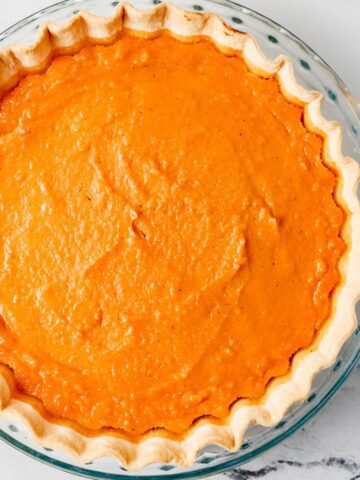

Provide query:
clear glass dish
left=0, top=0, right=359, bottom=478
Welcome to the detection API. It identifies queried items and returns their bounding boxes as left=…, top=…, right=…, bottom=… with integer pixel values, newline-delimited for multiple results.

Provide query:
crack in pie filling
left=0, top=3, right=358, bottom=466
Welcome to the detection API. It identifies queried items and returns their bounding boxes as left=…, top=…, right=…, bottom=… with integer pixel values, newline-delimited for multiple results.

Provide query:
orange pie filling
left=0, top=33, right=345, bottom=435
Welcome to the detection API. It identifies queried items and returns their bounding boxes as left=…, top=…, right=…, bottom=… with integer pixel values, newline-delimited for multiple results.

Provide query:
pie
left=0, top=2, right=359, bottom=469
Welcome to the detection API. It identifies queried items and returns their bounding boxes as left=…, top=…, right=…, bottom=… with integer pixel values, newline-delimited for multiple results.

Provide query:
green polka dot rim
left=333, top=360, right=343, bottom=373
left=326, top=87, right=338, bottom=102
left=268, top=34, right=278, bottom=44
left=240, top=440, right=252, bottom=450
left=307, top=393, right=317, bottom=403
left=197, top=457, right=215, bottom=465
left=275, top=420, right=287, bottom=430
left=232, top=16, right=243, bottom=25
left=300, top=59, right=311, bottom=70
left=0, top=0, right=358, bottom=479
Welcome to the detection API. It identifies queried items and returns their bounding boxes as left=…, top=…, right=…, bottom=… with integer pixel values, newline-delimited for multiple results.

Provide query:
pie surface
left=0, top=31, right=345, bottom=435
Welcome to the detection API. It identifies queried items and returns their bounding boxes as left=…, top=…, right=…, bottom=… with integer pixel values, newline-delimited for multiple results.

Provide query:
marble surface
left=0, top=0, right=359, bottom=479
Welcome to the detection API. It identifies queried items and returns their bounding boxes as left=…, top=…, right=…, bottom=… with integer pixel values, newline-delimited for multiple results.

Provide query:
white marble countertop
left=0, top=0, right=359, bottom=479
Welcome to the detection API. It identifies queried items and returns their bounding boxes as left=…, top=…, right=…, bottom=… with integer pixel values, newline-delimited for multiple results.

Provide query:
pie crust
left=0, top=2, right=359, bottom=469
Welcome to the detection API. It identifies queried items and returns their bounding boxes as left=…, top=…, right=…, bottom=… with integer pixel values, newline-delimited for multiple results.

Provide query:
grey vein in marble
left=227, top=457, right=360, bottom=480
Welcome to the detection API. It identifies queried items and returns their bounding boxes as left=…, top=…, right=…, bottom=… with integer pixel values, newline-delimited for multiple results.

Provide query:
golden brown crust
left=0, top=2, right=359, bottom=469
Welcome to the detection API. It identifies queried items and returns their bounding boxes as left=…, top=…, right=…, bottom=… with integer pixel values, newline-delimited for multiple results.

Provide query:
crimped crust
left=0, top=2, right=359, bottom=469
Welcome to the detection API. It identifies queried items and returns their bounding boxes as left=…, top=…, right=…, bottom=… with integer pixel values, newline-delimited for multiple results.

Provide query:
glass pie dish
left=0, top=0, right=359, bottom=478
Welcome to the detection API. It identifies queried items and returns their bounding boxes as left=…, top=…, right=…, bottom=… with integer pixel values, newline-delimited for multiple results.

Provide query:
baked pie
left=0, top=2, right=359, bottom=469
